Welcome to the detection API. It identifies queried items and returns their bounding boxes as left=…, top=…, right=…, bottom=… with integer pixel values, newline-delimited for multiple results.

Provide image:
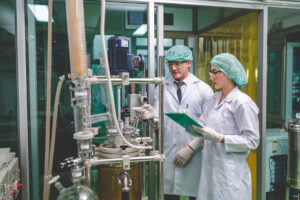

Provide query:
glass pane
left=292, top=47, right=300, bottom=118
left=0, top=1, right=18, bottom=152
left=197, top=9, right=258, bottom=103
left=26, top=1, right=149, bottom=199
left=267, top=8, right=300, bottom=127
left=164, top=4, right=259, bottom=200
left=266, top=7, right=300, bottom=200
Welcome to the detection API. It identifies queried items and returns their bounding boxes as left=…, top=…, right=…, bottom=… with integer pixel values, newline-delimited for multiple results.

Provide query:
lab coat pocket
left=222, top=111, right=237, bottom=135
left=213, top=159, right=240, bottom=200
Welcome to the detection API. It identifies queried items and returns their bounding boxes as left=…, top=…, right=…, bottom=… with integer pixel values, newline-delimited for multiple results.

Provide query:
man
left=134, top=45, right=213, bottom=200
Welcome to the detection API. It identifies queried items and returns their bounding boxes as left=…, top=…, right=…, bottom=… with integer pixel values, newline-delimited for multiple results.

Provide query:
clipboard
left=165, top=113, right=203, bottom=137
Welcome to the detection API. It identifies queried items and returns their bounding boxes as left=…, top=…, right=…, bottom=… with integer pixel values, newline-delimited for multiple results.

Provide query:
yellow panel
left=197, top=12, right=258, bottom=200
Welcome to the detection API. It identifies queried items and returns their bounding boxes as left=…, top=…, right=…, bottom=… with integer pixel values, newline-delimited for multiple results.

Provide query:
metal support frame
left=148, top=0, right=155, bottom=105
left=15, top=0, right=30, bottom=199
left=257, top=6, right=268, bottom=200
left=89, top=77, right=165, bottom=84
left=15, top=0, right=300, bottom=199
left=157, top=4, right=164, bottom=200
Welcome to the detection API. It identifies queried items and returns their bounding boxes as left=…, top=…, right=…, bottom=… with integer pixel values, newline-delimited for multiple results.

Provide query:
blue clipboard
left=165, top=113, right=203, bottom=137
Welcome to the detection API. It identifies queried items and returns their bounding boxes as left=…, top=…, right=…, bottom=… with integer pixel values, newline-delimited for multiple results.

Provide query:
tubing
left=48, top=76, right=65, bottom=188
left=122, top=192, right=130, bottom=200
left=43, top=0, right=53, bottom=199
left=100, top=0, right=151, bottom=150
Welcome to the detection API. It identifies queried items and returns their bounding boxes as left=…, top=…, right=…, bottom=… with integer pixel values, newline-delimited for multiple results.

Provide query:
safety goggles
left=209, top=70, right=222, bottom=78
left=167, top=61, right=186, bottom=68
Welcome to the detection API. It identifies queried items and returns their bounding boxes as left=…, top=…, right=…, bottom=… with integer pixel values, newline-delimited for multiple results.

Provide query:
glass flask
left=57, top=182, right=99, bottom=200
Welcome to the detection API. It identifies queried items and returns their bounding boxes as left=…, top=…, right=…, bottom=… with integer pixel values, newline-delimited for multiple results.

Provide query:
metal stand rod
left=84, top=163, right=91, bottom=187
left=117, top=85, right=121, bottom=120
left=85, top=155, right=165, bottom=167
left=89, top=77, right=164, bottom=85
left=158, top=55, right=165, bottom=200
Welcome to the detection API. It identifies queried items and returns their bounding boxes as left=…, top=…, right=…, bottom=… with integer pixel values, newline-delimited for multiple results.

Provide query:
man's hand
left=173, top=146, right=194, bottom=167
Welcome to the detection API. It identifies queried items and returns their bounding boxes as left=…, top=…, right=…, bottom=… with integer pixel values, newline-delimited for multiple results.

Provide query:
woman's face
left=209, top=65, right=233, bottom=90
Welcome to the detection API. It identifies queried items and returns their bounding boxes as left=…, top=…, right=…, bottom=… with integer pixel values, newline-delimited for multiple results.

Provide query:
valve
left=118, top=171, right=132, bottom=192
left=60, top=157, right=74, bottom=169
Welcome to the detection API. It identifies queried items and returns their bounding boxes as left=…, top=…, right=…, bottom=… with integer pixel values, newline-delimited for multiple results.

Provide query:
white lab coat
left=197, top=87, right=260, bottom=200
left=153, top=73, right=213, bottom=197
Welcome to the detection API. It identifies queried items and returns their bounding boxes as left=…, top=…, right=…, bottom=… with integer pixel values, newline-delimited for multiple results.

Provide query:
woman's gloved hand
left=173, top=146, right=194, bottom=167
left=192, top=125, right=224, bottom=143
left=132, top=104, right=155, bottom=120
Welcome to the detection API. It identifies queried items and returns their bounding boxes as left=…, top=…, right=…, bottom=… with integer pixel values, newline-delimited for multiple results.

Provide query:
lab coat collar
left=213, top=87, right=240, bottom=109
left=214, top=86, right=239, bottom=109
left=223, top=86, right=239, bottom=103
left=180, top=74, right=200, bottom=104
left=165, top=73, right=200, bottom=104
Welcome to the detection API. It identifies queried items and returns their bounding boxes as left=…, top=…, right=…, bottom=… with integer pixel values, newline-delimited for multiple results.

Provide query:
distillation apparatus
left=50, top=0, right=165, bottom=199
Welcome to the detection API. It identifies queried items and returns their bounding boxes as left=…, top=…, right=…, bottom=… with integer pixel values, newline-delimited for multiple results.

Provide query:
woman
left=192, top=53, right=260, bottom=200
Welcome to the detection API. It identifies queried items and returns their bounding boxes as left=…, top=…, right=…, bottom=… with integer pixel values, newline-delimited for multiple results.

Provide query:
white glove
left=132, top=104, right=155, bottom=120
left=179, top=109, right=191, bottom=117
left=192, top=126, right=224, bottom=143
left=173, top=146, right=194, bottom=167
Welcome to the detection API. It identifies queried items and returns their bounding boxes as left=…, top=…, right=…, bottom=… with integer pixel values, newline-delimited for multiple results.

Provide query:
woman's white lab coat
left=153, top=73, right=213, bottom=196
left=197, top=87, right=260, bottom=200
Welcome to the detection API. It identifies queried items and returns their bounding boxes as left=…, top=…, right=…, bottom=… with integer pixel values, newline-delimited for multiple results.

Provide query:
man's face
left=168, top=60, right=191, bottom=82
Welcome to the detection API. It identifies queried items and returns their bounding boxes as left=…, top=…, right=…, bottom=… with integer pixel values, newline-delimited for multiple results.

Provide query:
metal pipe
left=151, top=121, right=155, bottom=150
left=141, top=62, right=147, bottom=198
left=85, top=155, right=165, bottom=167
left=256, top=7, right=268, bottom=200
left=89, top=77, right=164, bottom=85
left=147, top=0, right=155, bottom=106
left=158, top=55, right=165, bottom=200
left=85, top=163, right=92, bottom=187
left=118, top=85, right=121, bottom=120
left=16, top=1, right=30, bottom=199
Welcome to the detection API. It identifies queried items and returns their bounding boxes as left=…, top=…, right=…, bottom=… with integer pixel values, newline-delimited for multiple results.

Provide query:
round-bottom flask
left=57, top=183, right=99, bottom=200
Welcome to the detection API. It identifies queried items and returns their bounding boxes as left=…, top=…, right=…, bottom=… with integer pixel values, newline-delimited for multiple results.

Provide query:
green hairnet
left=165, top=45, right=193, bottom=61
left=210, top=53, right=248, bottom=89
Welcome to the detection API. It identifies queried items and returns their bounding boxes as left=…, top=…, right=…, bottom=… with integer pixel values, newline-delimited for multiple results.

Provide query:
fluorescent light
left=28, top=4, right=53, bottom=22
left=133, top=24, right=147, bottom=36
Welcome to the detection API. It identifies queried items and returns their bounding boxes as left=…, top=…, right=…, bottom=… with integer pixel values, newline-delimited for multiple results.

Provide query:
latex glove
left=192, top=125, right=224, bottom=143
left=173, top=146, right=194, bottom=167
left=132, top=104, right=155, bottom=120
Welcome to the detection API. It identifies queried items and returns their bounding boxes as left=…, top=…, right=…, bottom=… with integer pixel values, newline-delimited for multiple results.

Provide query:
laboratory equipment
left=287, top=116, right=300, bottom=200
left=286, top=43, right=300, bottom=123
left=46, top=0, right=166, bottom=199
left=265, top=129, right=288, bottom=199
left=108, top=36, right=145, bottom=75
left=0, top=148, right=21, bottom=200
left=50, top=158, right=98, bottom=200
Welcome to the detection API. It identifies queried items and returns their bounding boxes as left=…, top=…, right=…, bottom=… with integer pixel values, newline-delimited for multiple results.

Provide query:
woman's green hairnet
left=210, top=53, right=248, bottom=89
left=165, top=45, right=193, bottom=61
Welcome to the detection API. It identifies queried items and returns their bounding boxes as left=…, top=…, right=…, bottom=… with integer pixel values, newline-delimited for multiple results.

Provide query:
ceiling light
left=133, top=24, right=147, bottom=36
left=28, top=4, right=53, bottom=22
